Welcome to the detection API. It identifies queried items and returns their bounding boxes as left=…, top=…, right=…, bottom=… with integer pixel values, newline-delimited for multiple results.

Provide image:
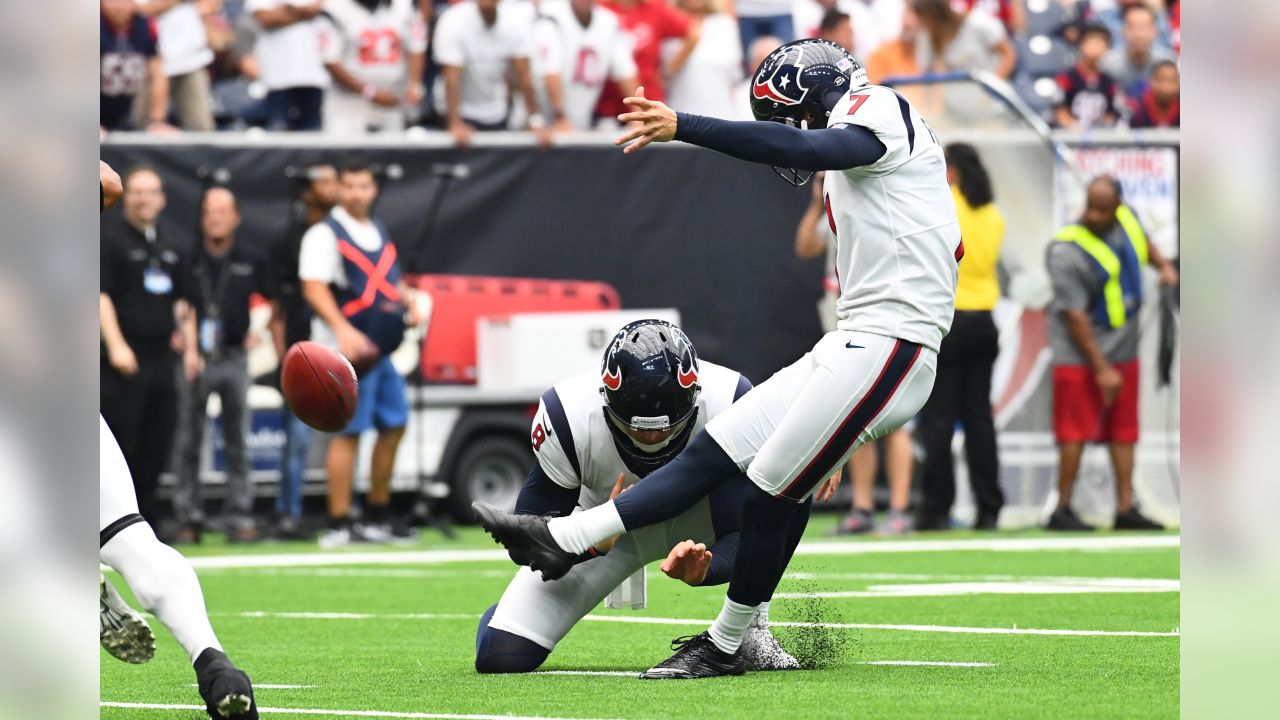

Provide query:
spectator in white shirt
left=247, top=0, right=329, bottom=130
left=133, top=0, right=217, bottom=131
left=664, top=0, right=741, bottom=119
left=533, top=0, right=638, bottom=131
left=318, top=0, right=428, bottom=135
left=432, top=0, right=548, bottom=147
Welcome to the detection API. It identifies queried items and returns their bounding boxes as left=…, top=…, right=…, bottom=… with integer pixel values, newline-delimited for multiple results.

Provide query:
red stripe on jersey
left=955, top=240, right=965, bottom=262
left=824, top=193, right=837, bottom=236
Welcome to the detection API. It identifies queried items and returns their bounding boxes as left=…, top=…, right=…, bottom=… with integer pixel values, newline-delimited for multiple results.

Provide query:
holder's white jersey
left=533, top=0, right=636, bottom=130
left=823, top=84, right=961, bottom=352
left=318, top=0, right=427, bottom=90
left=530, top=360, right=749, bottom=508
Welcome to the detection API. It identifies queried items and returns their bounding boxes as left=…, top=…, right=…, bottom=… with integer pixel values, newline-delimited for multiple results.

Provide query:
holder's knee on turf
left=475, top=604, right=549, bottom=674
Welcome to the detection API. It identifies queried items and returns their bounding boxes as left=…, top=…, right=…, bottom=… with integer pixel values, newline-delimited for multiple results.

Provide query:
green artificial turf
left=101, top=527, right=1179, bottom=719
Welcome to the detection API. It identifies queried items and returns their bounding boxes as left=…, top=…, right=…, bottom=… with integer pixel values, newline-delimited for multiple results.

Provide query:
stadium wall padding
left=100, top=142, right=823, bottom=385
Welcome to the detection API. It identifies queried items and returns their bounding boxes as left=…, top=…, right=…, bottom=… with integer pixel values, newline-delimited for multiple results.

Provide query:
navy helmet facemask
left=749, top=38, right=869, bottom=187
left=599, top=319, right=701, bottom=478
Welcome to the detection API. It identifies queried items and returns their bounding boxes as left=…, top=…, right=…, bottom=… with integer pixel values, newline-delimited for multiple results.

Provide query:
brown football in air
left=281, top=341, right=358, bottom=432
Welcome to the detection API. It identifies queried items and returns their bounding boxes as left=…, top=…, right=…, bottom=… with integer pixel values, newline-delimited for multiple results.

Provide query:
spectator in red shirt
left=1053, top=23, right=1120, bottom=129
left=1128, top=59, right=1178, bottom=128
left=595, top=0, right=700, bottom=122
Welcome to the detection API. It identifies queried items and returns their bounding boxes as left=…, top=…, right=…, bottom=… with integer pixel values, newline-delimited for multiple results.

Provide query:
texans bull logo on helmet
left=752, top=49, right=808, bottom=107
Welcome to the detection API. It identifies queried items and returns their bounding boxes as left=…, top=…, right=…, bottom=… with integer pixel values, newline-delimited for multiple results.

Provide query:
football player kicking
left=99, top=161, right=259, bottom=718
left=475, top=319, right=801, bottom=673
left=475, top=38, right=960, bottom=679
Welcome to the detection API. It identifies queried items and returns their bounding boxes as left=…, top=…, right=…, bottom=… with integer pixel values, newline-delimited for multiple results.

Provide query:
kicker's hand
left=614, top=86, right=678, bottom=154
left=661, top=539, right=712, bottom=586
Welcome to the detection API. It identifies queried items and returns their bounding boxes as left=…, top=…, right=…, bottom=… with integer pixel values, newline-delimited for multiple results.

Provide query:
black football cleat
left=1114, top=507, right=1165, bottom=531
left=640, top=632, right=746, bottom=679
left=1046, top=507, right=1095, bottom=532
left=194, top=648, right=258, bottom=719
left=472, top=502, right=577, bottom=582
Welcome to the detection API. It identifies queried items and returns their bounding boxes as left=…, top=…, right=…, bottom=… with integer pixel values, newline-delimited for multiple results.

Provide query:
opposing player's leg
left=472, top=347, right=820, bottom=579
left=99, top=416, right=259, bottom=719
left=644, top=333, right=936, bottom=678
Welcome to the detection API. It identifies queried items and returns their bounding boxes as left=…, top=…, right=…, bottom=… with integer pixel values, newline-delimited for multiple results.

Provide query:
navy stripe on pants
left=779, top=340, right=922, bottom=500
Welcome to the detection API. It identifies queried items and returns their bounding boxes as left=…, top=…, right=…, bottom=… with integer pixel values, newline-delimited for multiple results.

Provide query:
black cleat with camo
left=640, top=632, right=746, bottom=679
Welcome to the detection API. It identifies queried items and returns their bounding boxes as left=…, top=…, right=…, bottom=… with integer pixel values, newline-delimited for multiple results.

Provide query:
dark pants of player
left=265, top=87, right=323, bottom=131
left=916, top=311, right=1003, bottom=522
left=100, top=351, right=179, bottom=526
left=474, top=604, right=549, bottom=673
left=612, top=432, right=814, bottom=608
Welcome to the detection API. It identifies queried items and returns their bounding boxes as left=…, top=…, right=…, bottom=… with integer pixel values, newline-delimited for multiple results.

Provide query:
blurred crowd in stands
left=101, top=0, right=1180, bottom=137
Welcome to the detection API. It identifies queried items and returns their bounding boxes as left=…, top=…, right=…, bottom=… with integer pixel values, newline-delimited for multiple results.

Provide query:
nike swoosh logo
left=846, top=342, right=865, bottom=349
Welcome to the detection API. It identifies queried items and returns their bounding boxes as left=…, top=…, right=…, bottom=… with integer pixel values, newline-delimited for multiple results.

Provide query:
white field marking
left=100, top=702, right=624, bottom=720
left=783, top=571, right=1176, bottom=583
left=206, top=567, right=515, bottom=579
left=535, top=666, right=645, bottom=671
left=189, top=684, right=316, bottom=690
left=860, top=661, right=995, bottom=667
left=795, top=535, right=1177, bottom=556
left=165, top=534, right=1178, bottom=571
left=231, top=611, right=477, bottom=620
left=224, top=610, right=1178, bottom=637
left=773, top=578, right=1180, bottom=599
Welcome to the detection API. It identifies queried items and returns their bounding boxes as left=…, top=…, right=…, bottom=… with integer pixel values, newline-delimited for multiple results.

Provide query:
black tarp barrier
left=100, top=140, right=824, bottom=384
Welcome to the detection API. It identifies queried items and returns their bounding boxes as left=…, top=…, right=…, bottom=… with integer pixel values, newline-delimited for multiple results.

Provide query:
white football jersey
left=533, top=0, right=636, bottom=130
left=318, top=0, right=427, bottom=90
left=822, top=84, right=960, bottom=352
left=530, top=360, right=748, bottom=509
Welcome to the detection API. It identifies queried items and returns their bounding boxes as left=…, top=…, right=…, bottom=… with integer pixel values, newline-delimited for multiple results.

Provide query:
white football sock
left=547, top=501, right=625, bottom=555
left=100, top=522, right=222, bottom=664
left=708, top=596, right=758, bottom=654
left=755, top=601, right=771, bottom=626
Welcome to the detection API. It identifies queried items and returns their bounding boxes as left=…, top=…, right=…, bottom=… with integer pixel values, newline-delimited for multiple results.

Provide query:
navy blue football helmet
left=749, top=38, right=869, bottom=186
left=599, top=319, right=701, bottom=478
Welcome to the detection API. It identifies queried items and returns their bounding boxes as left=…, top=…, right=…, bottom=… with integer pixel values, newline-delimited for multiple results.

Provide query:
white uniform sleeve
left=297, top=222, right=340, bottom=284
left=504, top=2, right=536, bottom=60
left=431, top=7, right=466, bottom=66
left=531, top=399, right=580, bottom=490
left=245, top=0, right=275, bottom=12
left=608, top=25, right=637, bottom=81
left=404, top=2, right=428, bottom=54
left=534, top=17, right=563, bottom=78
left=829, top=87, right=917, bottom=176
left=316, top=14, right=343, bottom=66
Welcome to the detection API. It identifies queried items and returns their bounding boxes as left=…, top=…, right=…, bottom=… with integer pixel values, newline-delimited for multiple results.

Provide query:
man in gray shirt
left=1046, top=175, right=1177, bottom=531
left=1100, top=3, right=1177, bottom=94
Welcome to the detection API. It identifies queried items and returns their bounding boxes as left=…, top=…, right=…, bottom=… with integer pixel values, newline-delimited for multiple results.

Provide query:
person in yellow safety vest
left=1044, top=175, right=1178, bottom=532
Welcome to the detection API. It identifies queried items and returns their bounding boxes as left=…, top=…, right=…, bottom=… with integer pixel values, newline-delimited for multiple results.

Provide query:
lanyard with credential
left=196, top=250, right=234, bottom=354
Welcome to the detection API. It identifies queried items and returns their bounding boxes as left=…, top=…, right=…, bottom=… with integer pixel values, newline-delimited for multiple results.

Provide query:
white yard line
left=175, top=535, right=1177, bottom=571
left=100, top=702, right=623, bottom=720
left=211, top=568, right=515, bottom=579
left=783, top=572, right=1176, bottom=583
left=537, top=666, right=645, bottom=671
left=860, top=661, right=995, bottom=667
left=774, top=578, right=1180, bottom=598
left=223, top=610, right=1179, bottom=638
left=189, top=684, right=316, bottom=690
